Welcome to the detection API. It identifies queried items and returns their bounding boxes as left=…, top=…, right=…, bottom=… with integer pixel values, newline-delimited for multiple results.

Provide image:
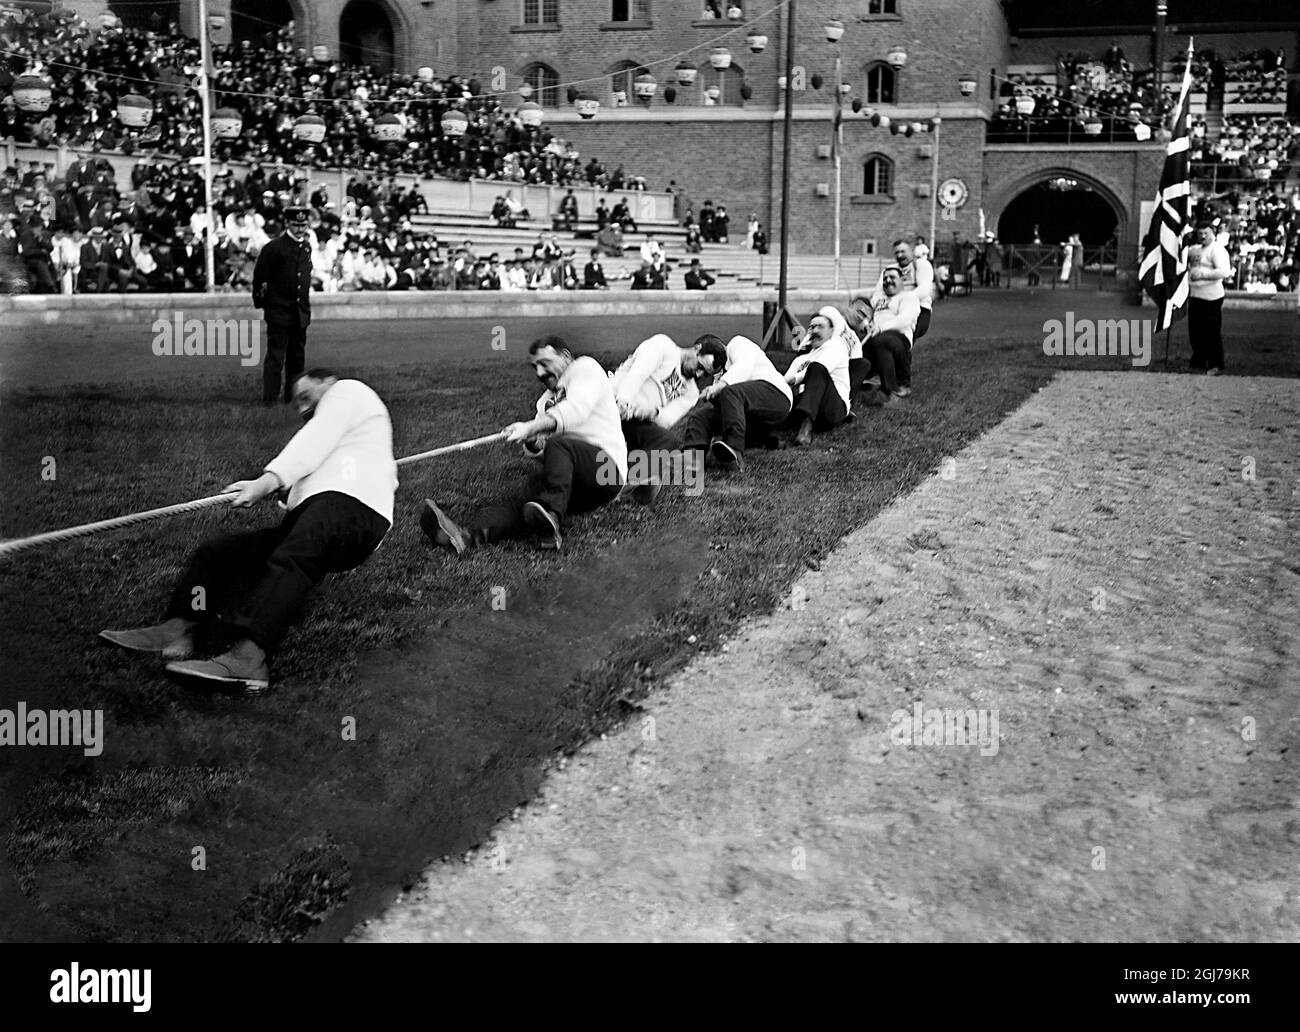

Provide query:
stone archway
left=985, top=166, right=1130, bottom=248
left=339, top=0, right=403, bottom=75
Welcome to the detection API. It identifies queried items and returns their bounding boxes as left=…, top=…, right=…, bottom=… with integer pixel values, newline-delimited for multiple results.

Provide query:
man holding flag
left=1138, top=40, right=1199, bottom=366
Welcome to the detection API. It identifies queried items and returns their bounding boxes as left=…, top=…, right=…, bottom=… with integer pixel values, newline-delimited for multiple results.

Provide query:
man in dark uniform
left=253, top=206, right=313, bottom=406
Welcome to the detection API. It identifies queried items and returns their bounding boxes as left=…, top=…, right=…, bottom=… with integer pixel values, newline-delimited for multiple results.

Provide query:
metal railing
left=986, top=116, right=1153, bottom=146
left=938, top=243, right=1141, bottom=292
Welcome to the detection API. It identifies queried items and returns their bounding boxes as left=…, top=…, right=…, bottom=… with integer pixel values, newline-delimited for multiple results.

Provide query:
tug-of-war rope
left=0, top=430, right=508, bottom=560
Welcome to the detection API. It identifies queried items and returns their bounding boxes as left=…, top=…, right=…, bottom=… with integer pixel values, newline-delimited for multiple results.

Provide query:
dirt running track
left=355, top=371, right=1300, bottom=942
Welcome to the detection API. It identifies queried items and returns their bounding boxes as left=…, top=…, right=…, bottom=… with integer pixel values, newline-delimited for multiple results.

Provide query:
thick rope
left=0, top=430, right=509, bottom=560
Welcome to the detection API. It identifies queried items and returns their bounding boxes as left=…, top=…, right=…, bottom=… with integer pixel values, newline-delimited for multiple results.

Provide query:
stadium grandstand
left=1, top=0, right=1296, bottom=295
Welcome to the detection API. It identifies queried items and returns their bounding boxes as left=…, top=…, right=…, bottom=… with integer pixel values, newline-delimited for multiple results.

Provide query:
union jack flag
left=1138, top=41, right=1195, bottom=332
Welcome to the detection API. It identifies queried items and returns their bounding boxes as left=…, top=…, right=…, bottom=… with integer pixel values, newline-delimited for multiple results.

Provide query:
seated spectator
left=172, top=228, right=205, bottom=291
left=558, top=252, right=580, bottom=290
left=78, top=226, right=111, bottom=293
left=596, top=222, right=625, bottom=257
left=503, top=190, right=531, bottom=221
left=17, top=214, right=56, bottom=293
left=105, top=224, right=145, bottom=292
left=557, top=189, right=579, bottom=231
left=610, top=196, right=638, bottom=233
left=533, top=232, right=563, bottom=261
left=492, top=195, right=516, bottom=228
left=53, top=225, right=81, bottom=294
left=639, top=233, right=664, bottom=266
left=684, top=259, right=715, bottom=290
left=685, top=221, right=703, bottom=253
left=502, top=258, right=528, bottom=291
left=337, top=239, right=365, bottom=290
left=583, top=248, right=608, bottom=289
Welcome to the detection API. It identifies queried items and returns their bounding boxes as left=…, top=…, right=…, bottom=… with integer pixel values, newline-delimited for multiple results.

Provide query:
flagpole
left=833, top=50, right=842, bottom=290
left=1137, top=39, right=1195, bottom=333
left=197, top=0, right=216, bottom=293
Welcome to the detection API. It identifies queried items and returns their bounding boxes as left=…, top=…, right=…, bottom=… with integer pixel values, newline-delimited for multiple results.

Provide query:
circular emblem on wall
left=938, top=178, right=969, bottom=208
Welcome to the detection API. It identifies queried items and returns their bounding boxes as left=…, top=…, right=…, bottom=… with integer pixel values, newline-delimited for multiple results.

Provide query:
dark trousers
left=470, top=435, right=622, bottom=544
left=849, top=356, right=868, bottom=389
left=682, top=381, right=791, bottom=454
left=164, top=491, right=389, bottom=654
left=24, top=257, right=57, bottom=293
left=264, top=321, right=308, bottom=403
left=622, top=418, right=681, bottom=453
left=915, top=307, right=931, bottom=340
left=1188, top=296, right=1224, bottom=371
left=791, top=362, right=848, bottom=430
left=865, top=331, right=912, bottom=395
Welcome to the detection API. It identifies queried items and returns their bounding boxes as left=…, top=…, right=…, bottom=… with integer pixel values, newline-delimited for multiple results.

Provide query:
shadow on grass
left=0, top=328, right=1293, bottom=941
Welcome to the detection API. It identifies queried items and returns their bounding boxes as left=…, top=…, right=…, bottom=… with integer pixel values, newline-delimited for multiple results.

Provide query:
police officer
left=253, top=206, right=314, bottom=405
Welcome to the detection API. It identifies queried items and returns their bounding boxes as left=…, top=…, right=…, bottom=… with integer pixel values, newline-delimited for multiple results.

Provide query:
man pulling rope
left=98, top=368, right=396, bottom=695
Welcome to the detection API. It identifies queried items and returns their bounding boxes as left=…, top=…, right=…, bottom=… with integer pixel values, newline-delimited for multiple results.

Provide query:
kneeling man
left=100, top=370, right=396, bottom=694
left=421, top=336, right=627, bottom=553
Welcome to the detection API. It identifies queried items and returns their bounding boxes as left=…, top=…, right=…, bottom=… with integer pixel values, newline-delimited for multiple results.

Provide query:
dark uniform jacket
left=253, top=232, right=313, bottom=328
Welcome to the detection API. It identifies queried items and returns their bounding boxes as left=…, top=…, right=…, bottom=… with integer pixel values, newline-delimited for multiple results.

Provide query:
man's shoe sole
left=522, top=502, right=562, bottom=550
left=165, top=660, right=269, bottom=695
left=99, top=628, right=194, bottom=660
left=422, top=499, right=468, bottom=554
left=709, top=440, right=742, bottom=468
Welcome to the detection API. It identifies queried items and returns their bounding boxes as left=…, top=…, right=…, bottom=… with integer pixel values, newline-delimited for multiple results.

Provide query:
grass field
left=0, top=317, right=1295, bottom=942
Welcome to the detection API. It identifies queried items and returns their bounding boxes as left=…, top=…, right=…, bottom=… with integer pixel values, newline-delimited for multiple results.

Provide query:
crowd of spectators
left=1194, top=115, right=1299, bottom=177
left=1193, top=188, right=1300, bottom=292
left=992, top=44, right=1161, bottom=140
left=0, top=5, right=738, bottom=294
left=0, top=151, right=717, bottom=294
left=1223, top=50, right=1288, bottom=105
left=0, top=10, right=649, bottom=188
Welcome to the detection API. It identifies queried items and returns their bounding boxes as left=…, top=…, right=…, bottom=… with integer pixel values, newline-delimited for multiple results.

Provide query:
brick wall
left=982, top=146, right=1164, bottom=249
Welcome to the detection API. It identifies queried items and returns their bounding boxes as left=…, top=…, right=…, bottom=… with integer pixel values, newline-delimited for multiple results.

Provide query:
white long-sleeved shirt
left=264, top=379, right=398, bottom=524
left=535, top=356, right=628, bottom=481
left=1189, top=241, right=1232, bottom=301
left=875, top=257, right=935, bottom=309
left=869, top=290, right=921, bottom=344
left=785, top=336, right=851, bottom=410
left=611, top=333, right=699, bottom=428
left=717, top=335, right=793, bottom=405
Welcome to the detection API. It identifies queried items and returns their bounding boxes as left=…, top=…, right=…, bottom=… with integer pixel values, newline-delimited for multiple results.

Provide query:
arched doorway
left=231, top=0, right=295, bottom=48
left=998, top=177, right=1119, bottom=247
left=108, top=1, right=180, bottom=32
left=339, top=0, right=395, bottom=74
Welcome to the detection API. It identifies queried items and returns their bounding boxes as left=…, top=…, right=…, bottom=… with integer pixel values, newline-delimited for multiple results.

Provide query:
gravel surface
left=353, top=370, right=1299, bottom=943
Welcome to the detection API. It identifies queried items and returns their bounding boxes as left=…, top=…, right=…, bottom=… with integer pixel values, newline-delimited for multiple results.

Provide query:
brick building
left=153, top=0, right=1296, bottom=256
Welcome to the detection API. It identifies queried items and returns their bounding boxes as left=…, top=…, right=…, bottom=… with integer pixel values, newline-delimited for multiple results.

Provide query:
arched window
left=522, top=62, right=559, bottom=107
left=865, top=62, right=897, bottom=105
left=607, top=60, right=647, bottom=106
left=698, top=61, right=744, bottom=106
left=862, top=154, right=893, bottom=196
